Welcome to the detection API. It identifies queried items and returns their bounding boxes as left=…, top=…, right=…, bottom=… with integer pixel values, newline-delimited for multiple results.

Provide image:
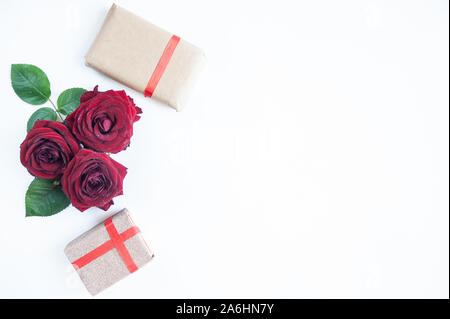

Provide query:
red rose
left=20, top=120, right=80, bottom=179
left=61, top=149, right=127, bottom=212
left=65, top=86, right=142, bottom=154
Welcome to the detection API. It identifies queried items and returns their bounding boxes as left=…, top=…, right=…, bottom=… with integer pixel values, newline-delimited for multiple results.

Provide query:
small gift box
left=85, top=4, right=206, bottom=111
left=64, top=208, right=154, bottom=295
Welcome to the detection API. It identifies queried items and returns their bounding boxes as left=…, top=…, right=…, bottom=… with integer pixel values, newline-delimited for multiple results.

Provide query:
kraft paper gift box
left=85, top=3, right=206, bottom=111
left=64, top=208, right=154, bottom=295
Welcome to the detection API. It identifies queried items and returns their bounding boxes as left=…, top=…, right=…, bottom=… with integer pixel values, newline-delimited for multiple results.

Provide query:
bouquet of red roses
left=11, top=64, right=142, bottom=217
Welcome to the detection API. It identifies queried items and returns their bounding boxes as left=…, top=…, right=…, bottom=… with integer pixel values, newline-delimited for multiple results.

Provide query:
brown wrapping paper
left=85, top=4, right=206, bottom=111
left=64, top=208, right=154, bottom=295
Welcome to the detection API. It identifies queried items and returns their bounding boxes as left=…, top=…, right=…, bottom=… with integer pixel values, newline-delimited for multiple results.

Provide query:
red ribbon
left=144, top=35, right=181, bottom=98
left=72, top=217, right=140, bottom=273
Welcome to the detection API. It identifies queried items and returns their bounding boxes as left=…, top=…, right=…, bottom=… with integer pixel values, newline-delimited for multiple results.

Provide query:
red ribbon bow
left=72, top=217, right=140, bottom=273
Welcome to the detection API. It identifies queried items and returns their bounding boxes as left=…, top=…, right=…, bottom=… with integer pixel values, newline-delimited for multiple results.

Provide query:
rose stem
left=48, top=98, right=64, bottom=121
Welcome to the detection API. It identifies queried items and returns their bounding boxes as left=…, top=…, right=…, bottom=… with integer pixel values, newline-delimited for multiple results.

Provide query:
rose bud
left=61, top=149, right=127, bottom=212
left=20, top=120, right=81, bottom=179
left=65, top=85, right=142, bottom=154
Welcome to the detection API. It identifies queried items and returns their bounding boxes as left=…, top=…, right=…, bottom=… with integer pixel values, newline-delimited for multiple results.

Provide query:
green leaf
left=27, top=107, right=57, bottom=132
left=25, top=178, right=70, bottom=217
left=57, top=88, right=87, bottom=116
left=11, top=64, right=51, bottom=105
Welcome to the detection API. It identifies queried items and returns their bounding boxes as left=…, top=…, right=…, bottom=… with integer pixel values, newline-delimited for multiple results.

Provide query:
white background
left=0, top=0, right=448, bottom=298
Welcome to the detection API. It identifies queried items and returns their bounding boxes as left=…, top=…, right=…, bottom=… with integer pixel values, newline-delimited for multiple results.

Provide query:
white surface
left=0, top=0, right=448, bottom=299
